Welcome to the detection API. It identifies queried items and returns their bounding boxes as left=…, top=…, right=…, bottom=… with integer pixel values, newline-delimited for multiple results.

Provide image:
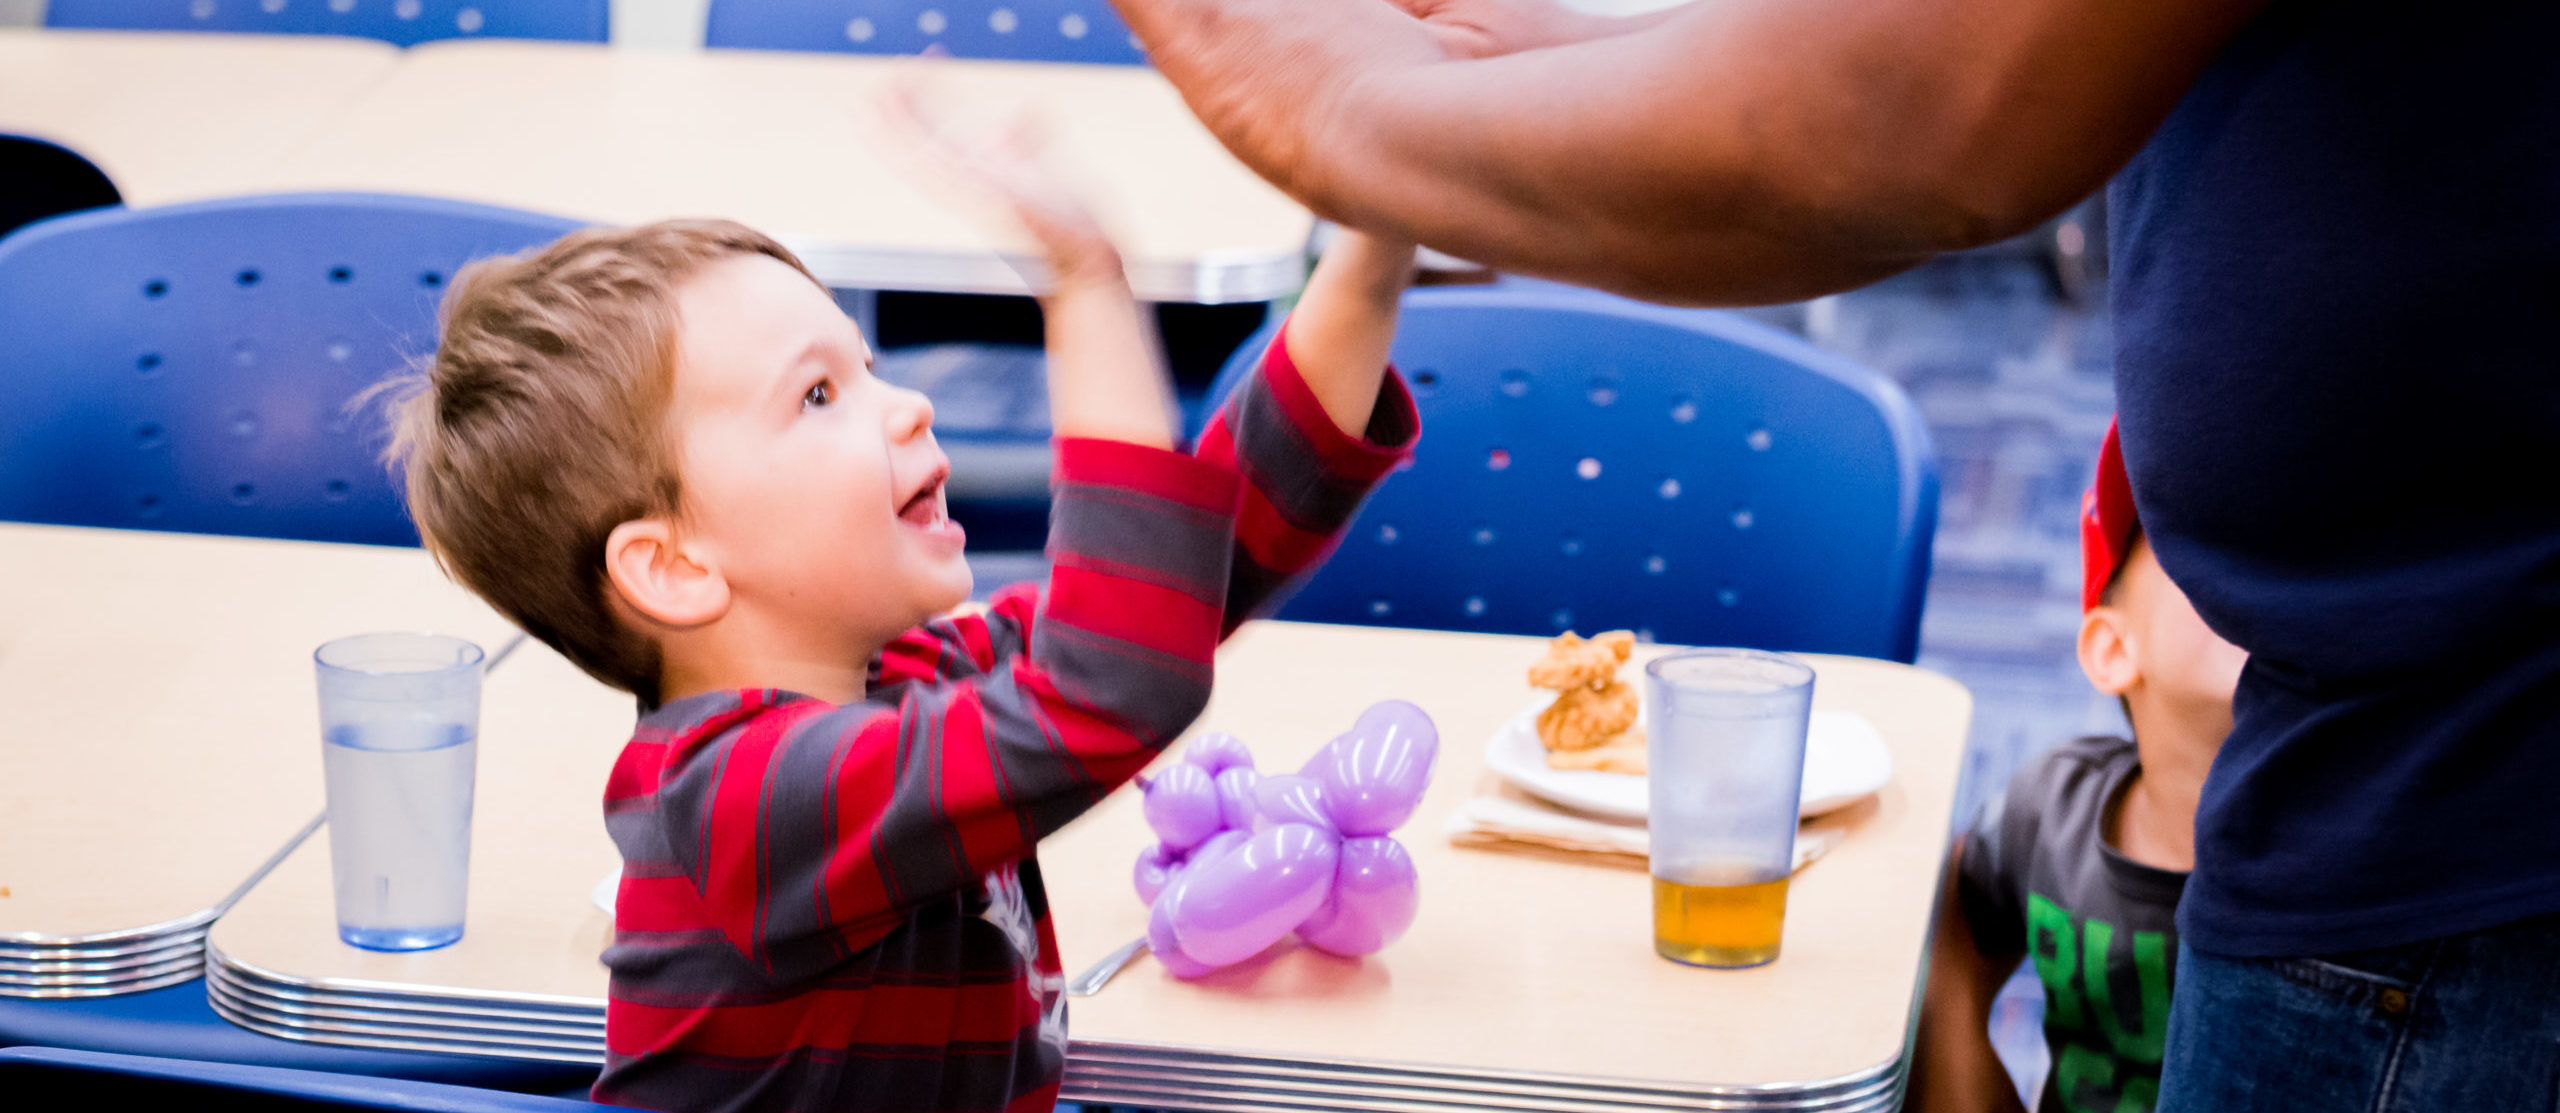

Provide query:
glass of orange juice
left=1645, top=649, right=1814, bottom=968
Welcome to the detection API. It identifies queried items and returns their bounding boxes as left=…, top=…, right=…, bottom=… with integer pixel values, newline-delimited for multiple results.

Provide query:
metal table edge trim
left=781, top=240, right=1308, bottom=305
left=205, top=939, right=610, bottom=1014
left=1064, top=1037, right=1902, bottom=1103
left=207, top=976, right=605, bottom=1052
left=0, top=962, right=204, bottom=1000
left=0, top=928, right=206, bottom=964
left=1056, top=1081, right=1901, bottom=1113
left=0, top=906, right=218, bottom=949
left=206, top=980, right=605, bottom=1066
left=210, top=966, right=606, bottom=1028
left=1063, top=1066, right=1897, bottom=1112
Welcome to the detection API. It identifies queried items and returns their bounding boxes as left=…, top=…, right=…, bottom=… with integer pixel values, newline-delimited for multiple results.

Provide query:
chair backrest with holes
left=44, top=0, right=609, bottom=47
left=705, top=0, right=1145, bottom=64
left=1199, top=282, right=1938, bottom=661
left=0, top=193, right=584, bottom=546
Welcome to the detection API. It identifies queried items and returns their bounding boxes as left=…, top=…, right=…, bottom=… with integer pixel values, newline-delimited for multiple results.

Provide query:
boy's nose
left=888, top=387, right=935, bottom=441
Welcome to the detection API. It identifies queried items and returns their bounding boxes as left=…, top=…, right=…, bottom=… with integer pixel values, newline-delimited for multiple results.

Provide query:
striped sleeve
left=653, top=440, right=1242, bottom=975
left=1193, top=316, right=1420, bottom=631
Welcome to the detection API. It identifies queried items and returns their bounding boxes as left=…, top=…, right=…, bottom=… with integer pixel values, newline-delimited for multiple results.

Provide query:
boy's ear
left=2078, top=607, right=2140, bottom=697
left=605, top=518, right=729, bottom=629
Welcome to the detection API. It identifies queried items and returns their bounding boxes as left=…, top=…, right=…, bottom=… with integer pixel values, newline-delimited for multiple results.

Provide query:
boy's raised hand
left=884, top=78, right=1178, bottom=450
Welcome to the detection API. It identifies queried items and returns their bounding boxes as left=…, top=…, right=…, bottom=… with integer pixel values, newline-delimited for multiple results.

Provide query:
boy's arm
left=1274, top=229, right=1418, bottom=438
left=884, top=89, right=1180, bottom=452
left=1194, top=229, right=1421, bottom=629
left=642, top=439, right=1242, bottom=973
left=1907, top=835, right=2030, bottom=1113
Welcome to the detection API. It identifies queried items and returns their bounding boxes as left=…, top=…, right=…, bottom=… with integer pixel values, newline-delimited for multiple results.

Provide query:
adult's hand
left=1382, top=0, right=1665, bottom=60
left=1111, top=0, right=2272, bottom=305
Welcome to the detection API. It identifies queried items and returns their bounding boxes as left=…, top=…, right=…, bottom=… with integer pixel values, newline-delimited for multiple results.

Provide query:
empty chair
left=0, top=1046, right=607, bottom=1110
left=0, top=134, right=120, bottom=243
left=1199, top=281, right=1938, bottom=662
left=45, top=0, right=609, bottom=47
left=0, top=193, right=584, bottom=546
left=707, top=0, right=1145, bottom=64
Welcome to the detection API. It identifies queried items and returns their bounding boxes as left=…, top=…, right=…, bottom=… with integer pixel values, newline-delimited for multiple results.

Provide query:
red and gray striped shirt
left=594, top=327, right=1416, bottom=1113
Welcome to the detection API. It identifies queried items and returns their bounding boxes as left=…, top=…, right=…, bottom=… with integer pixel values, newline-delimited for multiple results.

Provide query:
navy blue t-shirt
left=2110, top=0, right=2560, bottom=956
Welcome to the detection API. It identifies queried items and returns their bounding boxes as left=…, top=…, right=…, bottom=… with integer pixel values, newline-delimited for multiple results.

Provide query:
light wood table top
left=1052, top=623, right=1970, bottom=1095
left=254, top=39, right=1312, bottom=302
left=0, top=523, right=516, bottom=943
left=0, top=29, right=401, bottom=208
left=204, top=611, right=1969, bottom=1101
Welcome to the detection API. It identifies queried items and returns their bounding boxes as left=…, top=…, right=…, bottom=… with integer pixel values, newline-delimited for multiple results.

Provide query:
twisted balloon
left=1132, top=700, right=1439, bottom=976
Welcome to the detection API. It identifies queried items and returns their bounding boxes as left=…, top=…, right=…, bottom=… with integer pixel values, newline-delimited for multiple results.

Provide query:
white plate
left=1485, top=700, right=1892, bottom=822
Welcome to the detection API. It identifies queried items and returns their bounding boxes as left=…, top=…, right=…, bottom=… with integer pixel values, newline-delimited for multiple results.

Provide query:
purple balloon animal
left=1131, top=701, right=1438, bottom=975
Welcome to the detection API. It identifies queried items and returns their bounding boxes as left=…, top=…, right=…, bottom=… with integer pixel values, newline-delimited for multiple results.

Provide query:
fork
left=1064, top=935, right=1149, bottom=997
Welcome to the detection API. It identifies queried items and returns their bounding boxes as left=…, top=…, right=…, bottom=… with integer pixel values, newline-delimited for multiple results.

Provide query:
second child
left=1908, top=421, right=2247, bottom=1113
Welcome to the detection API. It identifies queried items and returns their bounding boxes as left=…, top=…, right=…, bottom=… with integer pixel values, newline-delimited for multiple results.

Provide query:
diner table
left=0, top=523, right=519, bottom=997
left=252, top=39, right=1311, bottom=303
left=0, top=29, right=402, bottom=208
left=177, top=529, right=1971, bottom=1113
left=0, top=30, right=1309, bottom=303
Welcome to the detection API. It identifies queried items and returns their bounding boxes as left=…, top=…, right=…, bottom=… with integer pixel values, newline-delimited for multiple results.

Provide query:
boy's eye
left=802, top=381, right=833, bottom=410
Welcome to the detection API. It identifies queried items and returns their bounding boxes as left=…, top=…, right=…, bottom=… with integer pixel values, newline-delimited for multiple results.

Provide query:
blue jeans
left=2157, top=911, right=2560, bottom=1112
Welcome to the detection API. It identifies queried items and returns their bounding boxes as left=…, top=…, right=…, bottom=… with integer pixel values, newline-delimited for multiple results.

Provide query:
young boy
left=1909, top=421, right=2248, bottom=1113
left=385, top=119, right=1419, bottom=1111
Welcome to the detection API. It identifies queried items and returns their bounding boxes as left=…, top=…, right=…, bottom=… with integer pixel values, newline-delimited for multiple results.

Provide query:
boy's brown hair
left=383, top=219, right=824, bottom=701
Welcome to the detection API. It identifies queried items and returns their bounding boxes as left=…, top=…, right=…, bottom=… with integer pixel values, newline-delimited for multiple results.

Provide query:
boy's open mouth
left=897, top=465, right=953, bottom=532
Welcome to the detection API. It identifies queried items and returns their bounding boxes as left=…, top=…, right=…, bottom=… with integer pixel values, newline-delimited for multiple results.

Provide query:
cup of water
left=315, top=633, right=484, bottom=952
left=1645, top=649, right=1814, bottom=968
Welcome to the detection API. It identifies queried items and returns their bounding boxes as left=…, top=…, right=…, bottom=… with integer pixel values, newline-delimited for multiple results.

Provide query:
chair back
left=706, top=0, right=1145, bottom=64
left=0, top=193, right=583, bottom=546
left=0, top=134, right=121, bottom=242
left=45, top=0, right=609, bottom=46
left=1200, top=281, right=1938, bottom=661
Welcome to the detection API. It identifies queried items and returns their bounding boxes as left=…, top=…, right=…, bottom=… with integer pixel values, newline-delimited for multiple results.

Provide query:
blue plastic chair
left=0, top=134, right=120, bottom=242
left=0, top=1046, right=607, bottom=1109
left=0, top=985, right=598, bottom=1094
left=1199, top=281, right=1938, bottom=662
left=0, top=193, right=583, bottom=546
left=45, top=0, right=609, bottom=46
left=706, top=0, right=1144, bottom=64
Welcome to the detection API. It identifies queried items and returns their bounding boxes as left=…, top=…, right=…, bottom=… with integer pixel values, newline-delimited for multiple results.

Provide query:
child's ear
left=2077, top=607, right=2140, bottom=697
left=605, top=518, right=729, bottom=629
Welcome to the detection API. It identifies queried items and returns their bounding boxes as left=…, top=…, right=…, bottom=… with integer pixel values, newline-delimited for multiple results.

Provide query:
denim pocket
left=2269, top=941, right=2437, bottom=1022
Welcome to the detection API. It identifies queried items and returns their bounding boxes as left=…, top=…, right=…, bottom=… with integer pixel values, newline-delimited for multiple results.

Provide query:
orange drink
left=1652, top=870, right=1789, bottom=967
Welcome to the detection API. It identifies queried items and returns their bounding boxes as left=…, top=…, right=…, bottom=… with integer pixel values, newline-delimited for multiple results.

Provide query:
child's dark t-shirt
left=1958, top=735, right=2185, bottom=1113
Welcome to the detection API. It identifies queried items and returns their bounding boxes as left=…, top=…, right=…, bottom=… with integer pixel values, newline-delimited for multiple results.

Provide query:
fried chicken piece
left=1537, top=683, right=1638, bottom=751
left=1528, top=630, right=1643, bottom=759
left=1545, top=732, right=1647, bottom=774
left=1526, top=630, right=1635, bottom=692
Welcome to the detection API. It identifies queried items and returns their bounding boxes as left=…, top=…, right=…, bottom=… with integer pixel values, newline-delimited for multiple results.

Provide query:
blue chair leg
left=0, top=981, right=596, bottom=1093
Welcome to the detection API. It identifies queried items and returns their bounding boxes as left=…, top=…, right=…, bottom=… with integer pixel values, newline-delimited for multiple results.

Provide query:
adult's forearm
left=1117, top=0, right=2263, bottom=305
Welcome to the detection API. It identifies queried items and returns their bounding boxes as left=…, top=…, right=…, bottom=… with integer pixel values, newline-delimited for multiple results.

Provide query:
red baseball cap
left=2081, top=418, right=2138, bottom=612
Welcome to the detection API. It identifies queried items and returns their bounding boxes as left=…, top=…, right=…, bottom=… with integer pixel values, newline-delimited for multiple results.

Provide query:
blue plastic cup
left=315, top=633, right=484, bottom=952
